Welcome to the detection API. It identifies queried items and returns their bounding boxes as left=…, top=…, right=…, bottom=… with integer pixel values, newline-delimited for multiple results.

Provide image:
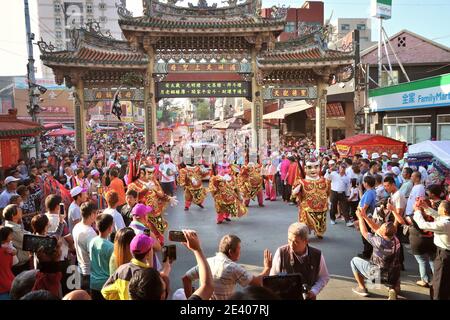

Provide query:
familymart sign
left=369, top=73, right=450, bottom=112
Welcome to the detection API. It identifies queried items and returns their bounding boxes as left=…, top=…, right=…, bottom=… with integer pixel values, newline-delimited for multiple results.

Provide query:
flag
left=111, top=92, right=122, bottom=121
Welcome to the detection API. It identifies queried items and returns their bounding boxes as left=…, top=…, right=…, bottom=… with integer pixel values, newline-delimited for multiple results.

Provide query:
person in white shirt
left=0, top=176, right=20, bottom=211
left=270, top=222, right=330, bottom=300
left=405, top=172, right=425, bottom=216
left=413, top=200, right=450, bottom=300
left=418, top=166, right=428, bottom=185
left=183, top=234, right=272, bottom=300
left=383, top=175, right=407, bottom=269
left=103, top=190, right=126, bottom=237
left=158, top=154, right=178, bottom=196
left=68, top=186, right=88, bottom=233
left=399, top=167, right=414, bottom=199
left=72, top=202, right=98, bottom=291
left=374, top=174, right=386, bottom=204
left=325, top=165, right=351, bottom=226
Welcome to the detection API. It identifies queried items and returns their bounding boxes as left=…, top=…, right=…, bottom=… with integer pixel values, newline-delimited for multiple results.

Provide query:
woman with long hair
left=109, top=227, right=135, bottom=275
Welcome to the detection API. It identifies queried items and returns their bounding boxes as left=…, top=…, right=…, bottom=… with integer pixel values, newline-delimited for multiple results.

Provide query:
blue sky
left=1, top=0, right=449, bottom=77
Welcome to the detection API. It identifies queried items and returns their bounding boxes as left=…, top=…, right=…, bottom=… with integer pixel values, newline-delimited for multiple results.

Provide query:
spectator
left=356, top=176, right=377, bottom=259
left=88, top=169, right=101, bottom=198
left=286, top=156, right=299, bottom=205
left=20, top=289, right=59, bottom=300
left=405, top=196, right=436, bottom=288
left=130, top=230, right=213, bottom=301
left=374, top=174, right=386, bottom=205
left=75, top=168, right=90, bottom=190
left=109, top=227, right=135, bottom=275
left=0, top=176, right=20, bottom=212
left=17, top=185, right=36, bottom=231
left=108, top=168, right=126, bottom=209
left=183, top=234, right=272, bottom=300
left=270, top=222, right=329, bottom=300
left=103, top=191, right=126, bottom=239
left=326, top=164, right=351, bottom=226
left=348, top=178, right=360, bottom=221
left=89, top=214, right=114, bottom=300
left=64, top=167, right=76, bottom=190
left=31, top=240, right=63, bottom=298
left=0, top=226, right=16, bottom=300
left=3, top=204, right=30, bottom=275
left=9, top=269, right=37, bottom=300
left=399, top=167, right=414, bottom=199
left=68, top=186, right=88, bottom=233
left=72, top=202, right=98, bottom=291
left=121, top=189, right=138, bottom=226
left=158, top=154, right=178, bottom=196
left=405, top=172, right=426, bottom=217
left=102, top=233, right=170, bottom=300
left=384, top=175, right=407, bottom=269
left=351, top=210, right=401, bottom=299
left=413, top=200, right=450, bottom=300
left=279, top=155, right=291, bottom=202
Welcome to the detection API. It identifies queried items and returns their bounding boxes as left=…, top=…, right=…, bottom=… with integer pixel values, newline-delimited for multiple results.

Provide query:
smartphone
left=162, top=245, right=176, bottom=262
left=262, top=274, right=304, bottom=300
left=59, top=203, right=65, bottom=216
left=23, top=234, right=57, bottom=254
left=168, top=230, right=187, bottom=242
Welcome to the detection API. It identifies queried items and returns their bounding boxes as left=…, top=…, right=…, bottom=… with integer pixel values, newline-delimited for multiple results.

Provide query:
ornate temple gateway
left=39, top=0, right=356, bottom=154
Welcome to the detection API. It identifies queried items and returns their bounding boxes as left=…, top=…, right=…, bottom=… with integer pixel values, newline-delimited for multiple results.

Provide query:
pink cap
left=131, top=203, right=153, bottom=218
left=130, top=234, right=154, bottom=254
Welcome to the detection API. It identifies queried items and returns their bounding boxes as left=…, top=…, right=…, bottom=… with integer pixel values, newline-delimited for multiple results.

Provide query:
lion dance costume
left=178, top=165, right=209, bottom=210
left=238, top=163, right=264, bottom=207
left=291, top=157, right=330, bottom=239
left=127, top=165, right=171, bottom=245
left=209, top=162, right=248, bottom=224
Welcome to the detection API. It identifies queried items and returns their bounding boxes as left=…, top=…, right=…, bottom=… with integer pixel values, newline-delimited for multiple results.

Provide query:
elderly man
left=183, top=234, right=272, bottom=300
left=270, top=222, right=330, bottom=300
left=0, top=176, right=20, bottom=212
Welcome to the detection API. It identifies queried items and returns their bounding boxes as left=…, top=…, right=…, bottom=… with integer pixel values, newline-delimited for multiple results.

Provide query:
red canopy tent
left=335, top=134, right=406, bottom=158
left=46, top=128, right=75, bottom=137
left=43, top=123, right=63, bottom=131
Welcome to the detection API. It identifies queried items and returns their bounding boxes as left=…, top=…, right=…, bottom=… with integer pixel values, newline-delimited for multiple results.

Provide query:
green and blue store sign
left=369, top=73, right=450, bottom=112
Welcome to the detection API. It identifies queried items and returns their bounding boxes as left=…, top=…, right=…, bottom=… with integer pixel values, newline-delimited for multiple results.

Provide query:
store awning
left=262, top=101, right=312, bottom=120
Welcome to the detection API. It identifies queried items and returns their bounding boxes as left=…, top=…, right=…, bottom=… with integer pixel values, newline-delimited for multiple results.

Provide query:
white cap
left=382, top=152, right=388, bottom=157
left=328, top=160, right=336, bottom=165
left=70, top=186, right=86, bottom=198
left=391, top=154, right=399, bottom=159
left=371, top=152, right=380, bottom=160
left=362, top=153, right=369, bottom=159
left=4, top=176, right=20, bottom=184
left=90, top=169, right=100, bottom=177
left=391, top=167, right=401, bottom=176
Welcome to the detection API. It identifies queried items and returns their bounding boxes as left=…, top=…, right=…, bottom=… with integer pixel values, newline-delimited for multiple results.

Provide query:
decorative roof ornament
left=84, top=21, right=113, bottom=39
left=188, top=0, right=217, bottom=9
left=116, top=0, right=133, bottom=19
left=37, top=37, right=55, bottom=53
left=270, top=5, right=288, bottom=19
left=222, top=0, right=238, bottom=6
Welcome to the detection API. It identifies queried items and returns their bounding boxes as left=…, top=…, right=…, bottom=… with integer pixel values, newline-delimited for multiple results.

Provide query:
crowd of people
left=0, top=130, right=449, bottom=301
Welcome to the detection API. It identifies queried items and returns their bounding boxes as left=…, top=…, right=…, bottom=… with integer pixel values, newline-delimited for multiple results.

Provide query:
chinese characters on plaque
left=156, top=82, right=251, bottom=98
left=167, top=63, right=239, bottom=73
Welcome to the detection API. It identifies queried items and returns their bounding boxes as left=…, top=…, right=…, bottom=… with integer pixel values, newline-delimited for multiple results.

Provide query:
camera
left=262, top=274, right=308, bottom=300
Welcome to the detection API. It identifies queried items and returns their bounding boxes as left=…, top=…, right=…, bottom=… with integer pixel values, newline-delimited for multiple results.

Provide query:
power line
left=0, top=47, right=28, bottom=59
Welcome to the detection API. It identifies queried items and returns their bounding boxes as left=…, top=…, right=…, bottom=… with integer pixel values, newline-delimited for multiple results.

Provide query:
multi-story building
left=331, top=18, right=376, bottom=51
left=362, top=30, right=450, bottom=143
left=261, top=1, right=323, bottom=42
left=37, top=0, right=124, bottom=78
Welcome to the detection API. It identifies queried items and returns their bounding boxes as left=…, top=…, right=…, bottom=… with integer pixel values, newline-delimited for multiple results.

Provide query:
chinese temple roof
left=0, top=109, right=43, bottom=138
left=258, top=29, right=356, bottom=68
left=119, top=0, right=286, bottom=33
left=39, top=24, right=148, bottom=69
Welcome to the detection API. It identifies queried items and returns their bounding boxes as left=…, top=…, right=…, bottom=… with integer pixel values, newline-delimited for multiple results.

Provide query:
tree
left=196, top=100, right=211, bottom=121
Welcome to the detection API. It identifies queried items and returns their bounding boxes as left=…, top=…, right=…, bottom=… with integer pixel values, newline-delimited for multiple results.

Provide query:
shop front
left=369, top=73, right=450, bottom=144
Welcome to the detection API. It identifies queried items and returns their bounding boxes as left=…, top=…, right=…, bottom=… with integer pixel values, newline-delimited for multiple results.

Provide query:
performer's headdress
left=306, top=154, right=320, bottom=166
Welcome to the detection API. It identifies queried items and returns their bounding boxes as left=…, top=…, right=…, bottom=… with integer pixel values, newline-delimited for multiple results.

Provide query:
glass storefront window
left=397, top=117, right=412, bottom=124
left=414, top=116, right=431, bottom=124
left=414, top=125, right=431, bottom=143
left=438, top=115, right=450, bottom=123
left=439, top=125, right=450, bottom=140
left=384, top=118, right=396, bottom=124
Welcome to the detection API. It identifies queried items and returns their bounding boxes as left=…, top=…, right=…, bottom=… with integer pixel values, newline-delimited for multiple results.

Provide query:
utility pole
left=24, top=0, right=40, bottom=158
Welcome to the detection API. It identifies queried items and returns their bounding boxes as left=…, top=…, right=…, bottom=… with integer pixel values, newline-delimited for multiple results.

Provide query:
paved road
left=160, top=185, right=430, bottom=300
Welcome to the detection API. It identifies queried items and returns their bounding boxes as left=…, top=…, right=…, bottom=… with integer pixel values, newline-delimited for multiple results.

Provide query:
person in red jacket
left=0, top=226, right=16, bottom=300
